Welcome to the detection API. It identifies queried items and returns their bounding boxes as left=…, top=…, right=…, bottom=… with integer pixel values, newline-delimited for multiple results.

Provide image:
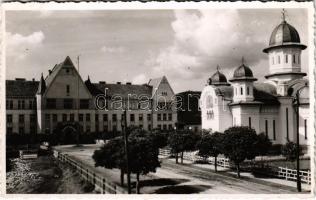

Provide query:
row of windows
left=271, top=54, right=300, bottom=65
left=7, top=114, right=36, bottom=123
left=7, top=126, right=37, bottom=134
left=46, top=99, right=90, bottom=109
left=157, top=113, right=172, bottom=121
left=6, top=100, right=36, bottom=110
left=157, top=124, right=174, bottom=131
left=234, top=86, right=251, bottom=96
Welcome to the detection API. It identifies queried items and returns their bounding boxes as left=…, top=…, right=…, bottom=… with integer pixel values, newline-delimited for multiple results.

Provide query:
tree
left=281, top=141, right=303, bottom=162
left=168, top=130, right=201, bottom=164
left=222, top=126, right=258, bottom=178
left=128, top=128, right=161, bottom=194
left=255, top=133, right=272, bottom=157
left=92, top=138, right=126, bottom=186
left=196, top=132, right=224, bottom=172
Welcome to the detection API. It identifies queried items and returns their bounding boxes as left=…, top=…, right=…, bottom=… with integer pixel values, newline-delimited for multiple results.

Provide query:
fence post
left=307, top=170, right=310, bottom=185
left=103, top=178, right=105, bottom=194
left=285, top=167, right=288, bottom=180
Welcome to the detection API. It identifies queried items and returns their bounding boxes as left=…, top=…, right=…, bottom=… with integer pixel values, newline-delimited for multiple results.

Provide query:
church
left=200, top=14, right=309, bottom=150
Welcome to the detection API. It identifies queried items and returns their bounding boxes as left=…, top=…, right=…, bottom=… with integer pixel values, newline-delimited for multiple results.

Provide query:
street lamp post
left=294, top=84, right=307, bottom=192
left=122, top=103, right=131, bottom=194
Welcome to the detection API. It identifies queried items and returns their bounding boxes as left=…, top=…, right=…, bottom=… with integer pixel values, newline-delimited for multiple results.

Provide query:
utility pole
left=123, top=102, right=131, bottom=193
left=76, top=55, right=80, bottom=146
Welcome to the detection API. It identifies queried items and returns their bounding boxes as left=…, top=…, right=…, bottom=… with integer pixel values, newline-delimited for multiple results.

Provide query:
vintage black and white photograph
left=2, top=2, right=314, bottom=195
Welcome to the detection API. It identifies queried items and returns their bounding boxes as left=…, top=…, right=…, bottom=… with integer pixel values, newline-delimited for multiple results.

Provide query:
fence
left=159, top=148, right=311, bottom=185
left=54, top=150, right=128, bottom=194
left=277, top=167, right=311, bottom=185
left=159, top=148, right=230, bottom=168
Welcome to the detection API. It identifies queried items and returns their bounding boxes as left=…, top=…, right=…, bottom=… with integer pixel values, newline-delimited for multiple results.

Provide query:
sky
left=5, top=9, right=309, bottom=93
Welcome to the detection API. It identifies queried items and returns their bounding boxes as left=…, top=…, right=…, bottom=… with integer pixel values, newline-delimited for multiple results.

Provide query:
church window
left=298, top=54, right=300, bottom=64
left=293, top=54, right=296, bottom=64
left=272, top=56, right=274, bottom=65
left=304, top=119, right=307, bottom=139
left=278, top=55, right=280, bottom=64
left=273, top=120, right=276, bottom=140
left=247, top=87, right=250, bottom=95
left=240, top=87, right=243, bottom=95
left=248, top=117, right=251, bottom=128
left=285, top=54, right=288, bottom=63
left=265, top=120, right=268, bottom=138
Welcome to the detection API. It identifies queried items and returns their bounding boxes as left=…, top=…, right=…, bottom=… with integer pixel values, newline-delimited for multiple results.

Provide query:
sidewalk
left=163, top=156, right=311, bottom=192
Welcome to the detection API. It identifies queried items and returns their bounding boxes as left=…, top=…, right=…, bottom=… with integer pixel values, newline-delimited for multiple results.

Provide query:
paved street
left=54, top=145, right=311, bottom=194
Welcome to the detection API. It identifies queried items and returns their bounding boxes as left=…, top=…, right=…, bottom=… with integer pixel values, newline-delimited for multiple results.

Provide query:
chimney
left=48, top=70, right=52, bottom=75
left=117, top=82, right=121, bottom=85
left=126, top=82, right=132, bottom=85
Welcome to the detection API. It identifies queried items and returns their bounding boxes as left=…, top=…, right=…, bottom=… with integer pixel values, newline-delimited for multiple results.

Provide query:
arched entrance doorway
left=54, top=122, right=80, bottom=145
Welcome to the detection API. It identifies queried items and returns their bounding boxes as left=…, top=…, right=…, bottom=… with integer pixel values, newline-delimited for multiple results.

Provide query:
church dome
left=208, top=66, right=230, bottom=86
left=229, top=60, right=257, bottom=82
left=263, top=18, right=306, bottom=53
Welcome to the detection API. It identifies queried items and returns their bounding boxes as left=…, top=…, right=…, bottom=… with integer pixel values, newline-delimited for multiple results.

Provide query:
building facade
left=200, top=15, right=310, bottom=149
left=6, top=56, right=177, bottom=135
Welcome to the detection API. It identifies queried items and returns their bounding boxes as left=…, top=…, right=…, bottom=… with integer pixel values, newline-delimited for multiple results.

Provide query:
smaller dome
left=208, top=66, right=230, bottom=86
left=233, top=64, right=254, bottom=78
left=229, top=59, right=257, bottom=82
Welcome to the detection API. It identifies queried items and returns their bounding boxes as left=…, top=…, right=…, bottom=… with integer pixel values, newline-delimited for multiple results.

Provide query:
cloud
left=148, top=10, right=268, bottom=83
left=6, top=31, right=45, bottom=60
left=101, top=45, right=126, bottom=54
left=132, top=73, right=147, bottom=84
left=39, top=10, right=54, bottom=18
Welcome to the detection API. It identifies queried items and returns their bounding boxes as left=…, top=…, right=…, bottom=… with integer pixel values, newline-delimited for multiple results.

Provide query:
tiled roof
left=6, top=79, right=39, bottom=97
left=214, top=83, right=280, bottom=105
left=87, top=82, right=153, bottom=99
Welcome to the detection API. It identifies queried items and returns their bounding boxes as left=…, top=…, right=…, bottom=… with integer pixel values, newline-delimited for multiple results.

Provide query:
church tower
left=263, top=10, right=307, bottom=95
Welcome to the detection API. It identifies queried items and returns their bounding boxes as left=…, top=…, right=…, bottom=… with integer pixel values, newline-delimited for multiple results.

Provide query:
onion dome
left=229, top=58, right=257, bottom=82
left=263, top=10, right=306, bottom=53
left=208, top=65, right=230, bottom=86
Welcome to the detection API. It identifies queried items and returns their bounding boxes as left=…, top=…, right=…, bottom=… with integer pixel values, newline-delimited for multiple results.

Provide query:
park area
left=52, top=144, right=310, bottom=194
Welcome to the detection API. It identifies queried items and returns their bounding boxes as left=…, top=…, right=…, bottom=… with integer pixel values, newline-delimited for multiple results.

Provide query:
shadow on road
left=153, top=184, right=212, bottom=194
left=140, top=178, right=188, bottom=187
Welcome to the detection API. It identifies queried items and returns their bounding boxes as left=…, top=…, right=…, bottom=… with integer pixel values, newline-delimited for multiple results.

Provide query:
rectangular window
left=63, top=99, right=73, bottom=109
left=273, top=120, right=276, bottom=140
left=298, top=54, right=300, bottom=64
left=7, top=114, right=12, bottom=123
left=30, top=114, right=36, bottom=123
left=278, top=55, right=280, bottom=64
left=66, top=85, right=70, bottom=95
left=62, top=114, right=67, bottom=121
left=86, top=114, right=90, bottom=122
left=46, top=98, right=56, bottom=109
left=80, top=99, right=89, bottom=109
left=139, top=114, right=143, bottom=121
left=19, top=127, right=25, bottom=134
left=158, top=114, right=161, bottom=121
left=19, top=114, right=24, bottom=123
left=163, top=124, right=167, bottom=130
left=265, top=120, right=268, bottom=138
left=240, top=87, right=243, bottom=95
left=168, top=113, right=172, bottom=121
left=147, top=114, right=151, bottom=121
left=70, top=114, right=74, bottom=121
left=79, top=114, right=84, bottom=122
left=18, top=100, right=21, bottom=109
left=285, top=54, right=288, bottom=63
left=95, top=114, right=99, bottom=123
left=130, top=114, right=135, bottom=122
left=286, top=108, right=289, bottom=140
left=112, top=114, right=117, bottom=122
left=304, top=119, right=307, bottom=139
left=158, top=124, right=161, bottom=130
left=53, top=114, right=58, bottom=122
left=103, top=114, right=108, bottom=121
left=247, top=87, right=250, bottom=95
left=112, top=125, right=117, bottom=132
left=249, top=117, right=251, bottom=128
left=163, top=113, right=167, bottom=121
left=168, top=124, right=173, bottom=130
left=29, top=100, right=33, bottom=109
left=6, top=100, right=9, bottom=110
